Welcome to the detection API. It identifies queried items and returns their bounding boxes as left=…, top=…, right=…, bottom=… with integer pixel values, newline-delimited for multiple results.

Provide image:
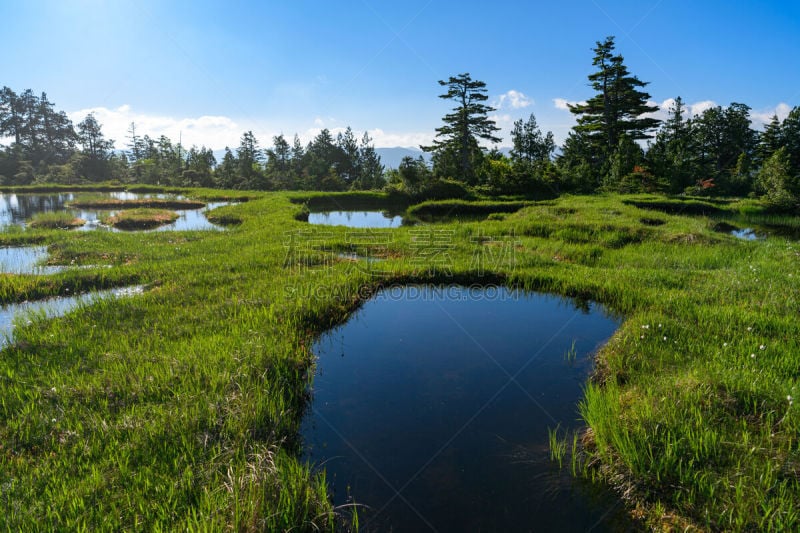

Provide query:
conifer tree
left=647, top=97, right=696, bottom=191
left=510, top=113, right=555, bottom=164
left=780, top=106, right=800, bottom=176
left=569, top=36, right=660, bottom=175
left=422, top=73, right=500, bottom=184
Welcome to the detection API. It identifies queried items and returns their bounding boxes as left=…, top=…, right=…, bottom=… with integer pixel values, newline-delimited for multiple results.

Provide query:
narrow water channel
left=302, top=285, right=632, bottom=531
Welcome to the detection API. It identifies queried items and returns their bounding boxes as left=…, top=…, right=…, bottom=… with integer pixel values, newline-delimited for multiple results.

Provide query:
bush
left=756, top=148, right=799, bottom=211
left=406, top=199, right=532, bottom=220
left=416, top=179, right=473, bottom=201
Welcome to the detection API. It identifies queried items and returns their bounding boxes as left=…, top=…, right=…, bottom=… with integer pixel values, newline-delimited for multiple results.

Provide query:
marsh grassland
left=0, top=187, right=798, bottom=531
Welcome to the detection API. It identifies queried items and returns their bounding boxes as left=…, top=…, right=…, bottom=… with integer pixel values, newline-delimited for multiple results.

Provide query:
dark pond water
left=302, top=285, right=631, bottom=532
left=308, top=210, right=404, bottom=228
left=0, top=285, right=143, bottom=348
left=0, top=193, right=225, bottom=231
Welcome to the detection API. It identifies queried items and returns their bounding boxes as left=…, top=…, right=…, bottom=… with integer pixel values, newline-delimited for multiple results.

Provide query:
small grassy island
left=102, top=207, right=180, bottom=230
left=27, top=211, right=86, bottom=229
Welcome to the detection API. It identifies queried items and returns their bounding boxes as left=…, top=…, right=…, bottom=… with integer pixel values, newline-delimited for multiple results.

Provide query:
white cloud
left=2, top=103, right=431, bottom=152
left=553, top=97, right=585, bottom=111
left=689, top=100, right=716, bottom=117
left=495, top=90, right=532, bottom=110
left=47, top=98, right=798, bottom=159
left=751, top=102, right=792, bottom=128
left=489, top=113, right=513, bottom=127
left=301, top=126, right=434, bottom=148
left=366, top=128, right=435, bottom=148
left=489, top=113, right=514, bottom=133
left=641, top=99, right=792, bottom=130
left=67, top=105, right=247, bottom=150
left=640, top=99, right=676, bottom=122
left=487, top=114, right=514, bottom=145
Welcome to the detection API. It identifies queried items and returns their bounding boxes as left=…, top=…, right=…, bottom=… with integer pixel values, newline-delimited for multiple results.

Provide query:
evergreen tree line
left=0, top=87, right=384, bottom=191
left=213, top=128, right=384, bottom=191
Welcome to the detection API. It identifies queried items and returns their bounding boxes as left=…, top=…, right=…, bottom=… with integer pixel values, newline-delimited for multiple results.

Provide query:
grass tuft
left=27, top=212, right=85, bottom=229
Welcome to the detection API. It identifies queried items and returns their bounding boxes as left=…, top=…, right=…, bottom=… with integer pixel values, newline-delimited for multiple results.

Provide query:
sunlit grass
left=0, top=190, right=797, bottom=530
left=102, top=208, right=179, bottom=230
left=27, top=211, right=85, bottom=229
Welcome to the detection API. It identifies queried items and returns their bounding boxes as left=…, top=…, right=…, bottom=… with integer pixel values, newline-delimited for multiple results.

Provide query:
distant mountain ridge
left=374, top=147, right=428, bottom=169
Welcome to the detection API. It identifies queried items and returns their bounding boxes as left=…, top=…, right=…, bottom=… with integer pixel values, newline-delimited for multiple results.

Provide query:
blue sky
left=3, top=0, right=800, bottom=150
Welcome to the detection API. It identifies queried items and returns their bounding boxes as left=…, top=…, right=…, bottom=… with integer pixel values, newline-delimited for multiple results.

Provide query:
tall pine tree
left=568, top=36, right=660, bottom=183
left=422, top=73, right=500, bottom=184
left=510, top=113, right=555, bottom=165
left=647, top=97, right=696, bottom=192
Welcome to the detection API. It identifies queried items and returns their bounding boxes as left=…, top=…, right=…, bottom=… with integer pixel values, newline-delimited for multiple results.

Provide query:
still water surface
left=307, top=210, right=404, bottom=228
left=0, top=246, right=65, bottom=274
left=0, top=193, right=225, bottom=231
left=302, top=285, right=632, bottom=532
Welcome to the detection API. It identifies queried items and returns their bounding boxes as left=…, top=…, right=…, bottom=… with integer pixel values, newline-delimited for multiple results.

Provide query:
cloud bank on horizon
left=64, top=97, right=794, bottom=154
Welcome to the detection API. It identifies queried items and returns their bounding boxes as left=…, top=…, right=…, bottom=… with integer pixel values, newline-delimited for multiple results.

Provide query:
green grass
left=406, top=199, right=534, bottom=221
left=622, top=195, right=725, bottom=215
left=67, top=197, right=206, bottom=210
left=0, top=189, right=798, bottom=531
left=103, top=208, right=180, bottom=230
left=289, top=190, right=411, bottom=211
left=27, top=211, right=86, bottom=229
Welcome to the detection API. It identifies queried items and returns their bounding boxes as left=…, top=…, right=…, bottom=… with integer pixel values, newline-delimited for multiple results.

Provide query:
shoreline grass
left=68, top=198, right=206, bottom=210
left=406, top=198, right=534, bottom=221
left=0, top=190, right=798, bottom=530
